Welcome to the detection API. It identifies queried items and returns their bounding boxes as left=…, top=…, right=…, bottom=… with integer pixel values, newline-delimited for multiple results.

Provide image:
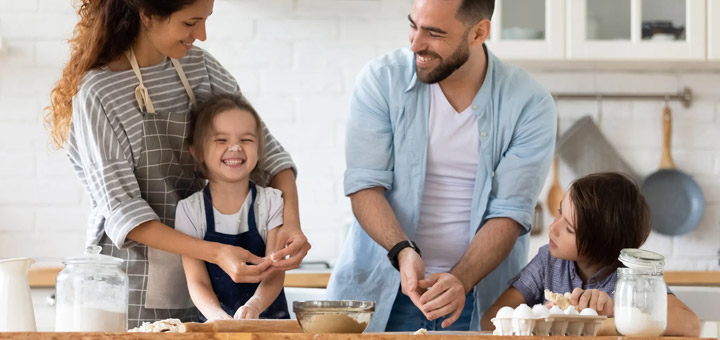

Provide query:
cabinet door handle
left=46, top=293, right=55, bottom=307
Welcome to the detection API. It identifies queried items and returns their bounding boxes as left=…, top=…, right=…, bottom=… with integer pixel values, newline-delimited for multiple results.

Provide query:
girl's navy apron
left=200, top=183, right=290, bottom=321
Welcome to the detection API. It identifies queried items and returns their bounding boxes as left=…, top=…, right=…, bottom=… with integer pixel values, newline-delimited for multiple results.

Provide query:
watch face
left=408, top=240, right=420, bottom=257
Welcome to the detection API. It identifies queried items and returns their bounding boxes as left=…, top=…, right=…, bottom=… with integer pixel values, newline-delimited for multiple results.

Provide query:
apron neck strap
left=125, top=48, right=155, bottom=114
left=124, top=48, right=197, bottom=114
left=170, top=58, right=197, bottom=109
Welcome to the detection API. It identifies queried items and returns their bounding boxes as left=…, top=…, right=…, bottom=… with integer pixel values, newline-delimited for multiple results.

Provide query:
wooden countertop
left=28, top=267, right=331, bottom=289
left=29, top=267, right=720, bottom=288
left=0, top=333, right=712, bottom=340
left=663, top=271, right=720, bottom=286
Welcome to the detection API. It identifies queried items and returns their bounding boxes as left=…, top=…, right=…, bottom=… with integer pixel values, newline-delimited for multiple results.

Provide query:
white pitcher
left=0, top=258, right=37, bottom=332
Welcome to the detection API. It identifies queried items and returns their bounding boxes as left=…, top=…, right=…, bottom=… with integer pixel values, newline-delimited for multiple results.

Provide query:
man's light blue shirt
left=327, top=47, right=556, bottom=331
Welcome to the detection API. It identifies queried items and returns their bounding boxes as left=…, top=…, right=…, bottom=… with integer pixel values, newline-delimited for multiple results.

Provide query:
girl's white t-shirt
left=174, top=185, right=284, bottom=243
left=413, top=83, right=480, bottom=276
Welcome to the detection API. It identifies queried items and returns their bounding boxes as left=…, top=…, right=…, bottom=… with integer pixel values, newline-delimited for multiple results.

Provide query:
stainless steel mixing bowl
left=293, top=300, right=375, bottom=333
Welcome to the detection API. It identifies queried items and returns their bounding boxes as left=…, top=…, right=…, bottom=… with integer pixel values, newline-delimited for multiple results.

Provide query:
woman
left=45, top=0, right=310, bottom=327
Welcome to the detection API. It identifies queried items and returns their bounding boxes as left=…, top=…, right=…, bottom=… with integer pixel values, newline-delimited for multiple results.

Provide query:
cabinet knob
left=46, top=293, right=55, bottom=307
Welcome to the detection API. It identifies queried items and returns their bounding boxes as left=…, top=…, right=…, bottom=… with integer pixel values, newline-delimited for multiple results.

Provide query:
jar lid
left=618, top=248, right=665, bottom=273
left=62, top=245, right=123, bottom=266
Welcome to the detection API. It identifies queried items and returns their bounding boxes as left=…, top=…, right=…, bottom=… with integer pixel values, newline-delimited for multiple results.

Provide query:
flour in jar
left=55, top=305, right=127, bottom=332
left=615, top=306, right=666, bottom=336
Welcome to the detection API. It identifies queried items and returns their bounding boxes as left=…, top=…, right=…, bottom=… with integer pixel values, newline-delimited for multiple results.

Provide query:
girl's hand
left=270, top=224, right=311, bottom=270
left=216, top=244, right=274, bottom=283
left=207, top=310, right=233, bottom=321
left=234, top=297, right=262, bottom=319
left=569, top=288, right=614, bottom=316
left=234, top=305, right=260, bottom=320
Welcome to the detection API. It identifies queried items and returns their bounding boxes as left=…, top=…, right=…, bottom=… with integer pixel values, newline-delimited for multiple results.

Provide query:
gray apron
left=98, top=48, right=204, bottom=327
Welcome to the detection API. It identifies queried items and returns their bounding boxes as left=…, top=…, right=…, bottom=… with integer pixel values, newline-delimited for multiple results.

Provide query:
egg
left=580, top=308, right=598, bottom=316
left=512, top=304, right=534, bottom=319
left=532, top=304, right=550, bottom=318
left=549, top=305, right=564, bottom=314
left=496, top=306, right=514, bottom=319
left=564, top=305, right=579, bottom=315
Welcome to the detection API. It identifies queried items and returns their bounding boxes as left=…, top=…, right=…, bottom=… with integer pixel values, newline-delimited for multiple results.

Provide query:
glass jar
left=55, top=245, right=128, bottom=332
left=614, top=248, right=667, bottom=336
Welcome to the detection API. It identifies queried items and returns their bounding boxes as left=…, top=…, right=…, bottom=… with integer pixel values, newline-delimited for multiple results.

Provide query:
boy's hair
left=570, top=172, right=651, bottom=269
left=187, top=93, right=264, bottom=180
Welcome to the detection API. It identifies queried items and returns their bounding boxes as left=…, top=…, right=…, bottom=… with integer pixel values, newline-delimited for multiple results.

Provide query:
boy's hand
left=569, top=288, right=614, bottom=316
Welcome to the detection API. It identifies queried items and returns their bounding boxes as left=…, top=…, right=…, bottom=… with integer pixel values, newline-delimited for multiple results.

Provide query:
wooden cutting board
left=181, top=319, right=302, bottom=333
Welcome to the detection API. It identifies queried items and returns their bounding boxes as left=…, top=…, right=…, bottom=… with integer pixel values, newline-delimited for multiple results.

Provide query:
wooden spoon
left=547, top=114, right=563, bottom=217
left=659, top=105, right=676, bottom=169
left=531, top=202, right=544, bottom=235
left=547, top=156, right=563, bottom=217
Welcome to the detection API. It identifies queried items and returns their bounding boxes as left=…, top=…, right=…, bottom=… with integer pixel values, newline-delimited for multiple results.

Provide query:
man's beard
left=415, top=33, right=471, bottom=84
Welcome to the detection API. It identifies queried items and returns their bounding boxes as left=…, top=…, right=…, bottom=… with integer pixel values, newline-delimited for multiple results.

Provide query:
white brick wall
left=0, top=0, right=718, bottom=272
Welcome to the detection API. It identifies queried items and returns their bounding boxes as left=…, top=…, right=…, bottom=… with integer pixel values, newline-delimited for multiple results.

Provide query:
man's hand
left=418, top=272, right=466, bottom=328
left=270, top=223, right=311, bottom=270
left=398, top=247, right=426, bottom=309
left=216, top=244, right=274, bottom=283
left=569, top=288, right=614, bottom=316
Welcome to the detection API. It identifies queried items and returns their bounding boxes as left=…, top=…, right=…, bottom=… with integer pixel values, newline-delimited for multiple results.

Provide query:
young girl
left=175, top=94, right=289, bottom=321
left=480, top=173, right=700, bottom=336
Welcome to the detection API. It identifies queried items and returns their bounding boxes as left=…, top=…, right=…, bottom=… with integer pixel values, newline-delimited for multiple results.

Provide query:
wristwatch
left=387, top=240, right=421, bottom=271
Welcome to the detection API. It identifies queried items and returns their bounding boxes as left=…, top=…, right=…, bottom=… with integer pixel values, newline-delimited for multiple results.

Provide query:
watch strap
left=387, top=240, right=421, bottom=271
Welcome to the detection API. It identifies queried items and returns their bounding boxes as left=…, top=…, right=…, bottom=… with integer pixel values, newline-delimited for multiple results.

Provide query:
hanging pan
left=640, top=105, right=704, bottom=236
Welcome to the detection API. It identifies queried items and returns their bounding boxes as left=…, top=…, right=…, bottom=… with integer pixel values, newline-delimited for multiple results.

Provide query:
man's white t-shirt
left=414, top=83, right=480, bottom=276
left=174, top=185, right=284, bottom=244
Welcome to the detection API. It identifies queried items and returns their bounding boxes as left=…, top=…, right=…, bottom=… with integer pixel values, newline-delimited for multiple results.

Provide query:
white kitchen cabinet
left=31, top=288, right=55, bottom=332
left=567, top=0, right=706, bottom=61
left=670, top=286, right=720, bottom=337
left=485, top=0, right=565, bottom=60
left=709, top=0, right=720, bottom=60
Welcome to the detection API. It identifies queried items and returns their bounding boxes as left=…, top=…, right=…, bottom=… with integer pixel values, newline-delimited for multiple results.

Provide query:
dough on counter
left=128, top=318, right=183, bottom=333
left=544, top=289, right=573, bottom=309
left=414, top=328, right=428, bottom=335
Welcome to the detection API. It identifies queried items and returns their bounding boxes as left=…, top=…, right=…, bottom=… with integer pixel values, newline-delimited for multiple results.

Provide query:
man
left=327, top=0, right=556, bottom=332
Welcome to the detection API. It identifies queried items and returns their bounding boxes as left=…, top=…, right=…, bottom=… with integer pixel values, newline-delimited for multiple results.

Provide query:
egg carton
left=491, top=314, right=607, bottom=336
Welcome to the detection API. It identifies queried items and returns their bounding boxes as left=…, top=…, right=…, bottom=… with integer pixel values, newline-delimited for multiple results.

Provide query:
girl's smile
left=221, top=157, right=246, bottom=166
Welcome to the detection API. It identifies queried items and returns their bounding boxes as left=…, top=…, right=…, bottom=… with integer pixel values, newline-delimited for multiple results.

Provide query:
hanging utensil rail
left=553, top=87, right=693, bottom=108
